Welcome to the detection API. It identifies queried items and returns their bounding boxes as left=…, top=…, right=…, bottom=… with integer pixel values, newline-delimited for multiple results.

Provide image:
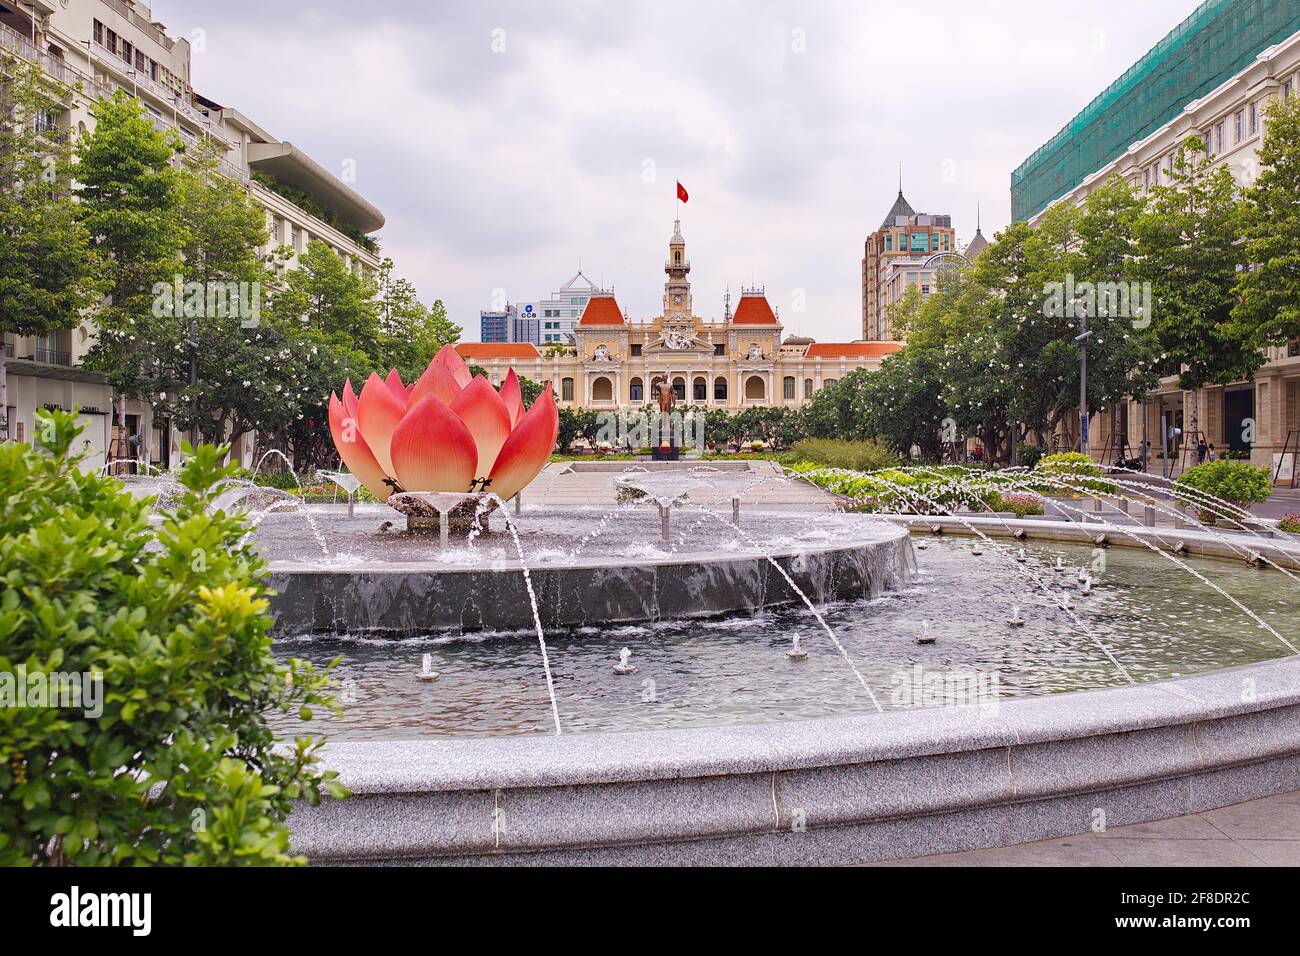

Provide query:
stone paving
left=869, top=791, right=1300, bottom=866
left=525, top=460, right=840, bottom=511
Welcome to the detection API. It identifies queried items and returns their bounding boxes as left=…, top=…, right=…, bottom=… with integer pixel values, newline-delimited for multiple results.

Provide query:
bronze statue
left=654, top=380, right=675, bottom=414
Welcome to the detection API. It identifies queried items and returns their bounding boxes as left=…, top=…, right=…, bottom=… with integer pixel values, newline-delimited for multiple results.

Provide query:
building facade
left=0, top=0, right=384, bottom=470
left=1016, top=0, right=1300, bottom=474
left=861, top=190, right=956, bottom=341
left=459, top=219, right=901, bottom=412
left=516, top=271, right=603, bottom=345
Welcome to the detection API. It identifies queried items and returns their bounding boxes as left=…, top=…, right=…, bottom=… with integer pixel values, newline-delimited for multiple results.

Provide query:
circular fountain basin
left=274, top=518, right=1300, bottom=865
left=256, top=507, right=914, bottom=636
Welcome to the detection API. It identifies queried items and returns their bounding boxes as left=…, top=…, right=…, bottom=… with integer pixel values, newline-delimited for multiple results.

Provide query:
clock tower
left=663, top=219, right=692, bottom=318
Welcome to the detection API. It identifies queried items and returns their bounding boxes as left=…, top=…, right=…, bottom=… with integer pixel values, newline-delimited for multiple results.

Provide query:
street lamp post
left=1076, top=314, right=1094, bottom=455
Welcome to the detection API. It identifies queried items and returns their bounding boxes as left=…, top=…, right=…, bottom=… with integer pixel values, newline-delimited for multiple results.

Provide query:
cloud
left=157, top=0, right=1200, bottom=340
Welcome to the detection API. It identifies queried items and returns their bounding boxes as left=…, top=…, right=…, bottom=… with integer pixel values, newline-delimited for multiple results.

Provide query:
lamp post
left=1076, top=314, right=1094, bottom=455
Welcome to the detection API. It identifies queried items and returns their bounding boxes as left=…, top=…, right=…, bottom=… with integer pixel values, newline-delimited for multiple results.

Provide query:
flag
left=677, top=181, right=689, bottom=204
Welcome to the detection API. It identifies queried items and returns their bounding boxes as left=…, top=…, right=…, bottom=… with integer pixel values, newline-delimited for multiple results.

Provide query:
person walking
left=1197, top=438, right=1208, bottom=465
left=1207, top=444, right=1217, bottom=462
left=1138, top=440, right=1150, bottom=474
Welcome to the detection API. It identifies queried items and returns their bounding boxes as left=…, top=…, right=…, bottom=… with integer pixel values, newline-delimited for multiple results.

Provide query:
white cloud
left=160, top=0, right=1201, bottom=341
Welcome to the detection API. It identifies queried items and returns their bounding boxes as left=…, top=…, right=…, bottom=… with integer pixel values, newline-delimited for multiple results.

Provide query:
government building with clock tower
left=455, top=219, right=901, bottom=411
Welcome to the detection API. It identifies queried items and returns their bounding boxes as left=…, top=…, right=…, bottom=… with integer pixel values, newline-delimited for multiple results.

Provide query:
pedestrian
left=1207, top=444, right=1217, bottom=462
left=1197, top=438, right=1208, bottom=465
left=1138, top=440, right=1150, bottom=473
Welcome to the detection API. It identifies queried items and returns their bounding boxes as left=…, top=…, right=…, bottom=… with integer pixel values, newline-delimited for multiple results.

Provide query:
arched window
left=745, top=376, right=766, bottom=401
left=714, top=376, right=728, bottom=401
left=561, top=377, right=574, bottom=402
left=630, top=377, right=644, bottom=403
left=783, top=376, right=796, bottom=401
left=823, top=378, right=837, bottom=388
left=591, top=376, right=613, bottom=401
left=693, top=377, right=707, bottom=402
left=672, top=376, right=686, bottom=401
left=804, top=378, right=813, bottom=399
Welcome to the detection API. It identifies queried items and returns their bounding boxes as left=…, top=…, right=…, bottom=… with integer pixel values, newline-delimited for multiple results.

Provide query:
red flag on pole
left=676, top=181, right=689, bottom=203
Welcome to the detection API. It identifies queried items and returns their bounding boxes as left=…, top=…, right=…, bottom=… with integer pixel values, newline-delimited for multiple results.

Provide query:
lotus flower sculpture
left=327, top=345, right=558, bottom=503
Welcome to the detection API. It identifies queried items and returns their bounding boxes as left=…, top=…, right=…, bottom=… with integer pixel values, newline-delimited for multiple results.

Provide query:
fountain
left=176, top=348, right=1300, bottom=864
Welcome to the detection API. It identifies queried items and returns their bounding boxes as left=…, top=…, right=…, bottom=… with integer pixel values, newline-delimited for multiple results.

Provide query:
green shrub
left=1277, top=514, right=1300, bottom=534
left=1016, top=444, right=1045, bottom=470
left=789, top=438, right=898, bottom=472
left=0, top=410, right=345, bottom=866
left=1174, top=460, right=1274, bottom=523
left=1032, top=452, right=1118, bottom=495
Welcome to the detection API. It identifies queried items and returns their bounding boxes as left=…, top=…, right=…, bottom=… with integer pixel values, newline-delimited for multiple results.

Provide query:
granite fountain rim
left=311, top=654, right=1300, bottom=796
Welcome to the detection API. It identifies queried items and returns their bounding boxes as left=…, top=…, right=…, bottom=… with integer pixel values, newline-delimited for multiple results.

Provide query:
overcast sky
left=157, top=0, right=1199, bottom=342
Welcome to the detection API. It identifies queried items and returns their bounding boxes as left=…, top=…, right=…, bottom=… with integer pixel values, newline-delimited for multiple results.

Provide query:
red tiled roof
left=578, top=294, right=625, bottom=325
left=731, top=294, right=778, bottom=325
left=804, top=342, right=903, bottom=359
left=456, top=343, right=542, bottom=360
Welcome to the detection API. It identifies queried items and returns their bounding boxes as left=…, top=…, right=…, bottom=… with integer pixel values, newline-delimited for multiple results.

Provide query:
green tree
left=1136, top=135, right=1259, bottom=446
left=376, top=258, right=460, bottom=380
left=0, top=410, right=344, bottom=865
left=0, top=53, right=102, bottom=440
left=1234, top=95, right=1300, bottom=350
left=159, top=142, right=276, bottom=457
left=77, top=91, right=186, bottom=454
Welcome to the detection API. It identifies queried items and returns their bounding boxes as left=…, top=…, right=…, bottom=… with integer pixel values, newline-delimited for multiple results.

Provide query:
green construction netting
left=1011, top=0, right=1300, bottom=221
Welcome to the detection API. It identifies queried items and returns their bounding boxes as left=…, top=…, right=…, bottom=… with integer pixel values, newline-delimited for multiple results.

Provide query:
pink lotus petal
left=356, top=372, right=406, bottom=478
left=499, top=368, right=524, bottom=428
left=384, top=369, right=409, bottom=409
left=328, top=392, right=394, bottom=501
left=435, top=343, right=473, bottom=389
left=390, top=395, right=478, bottom=493
left=408, top=359, right=462, bottom=408
left=488, top=385, right=558, bottom=501
left=450, top=375, right=512, bottom=479
left=342, top=378, right=360, bottom=419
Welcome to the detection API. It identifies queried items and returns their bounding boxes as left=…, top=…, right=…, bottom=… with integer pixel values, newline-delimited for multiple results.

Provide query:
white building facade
left=0, top=0, right=384, bottom=471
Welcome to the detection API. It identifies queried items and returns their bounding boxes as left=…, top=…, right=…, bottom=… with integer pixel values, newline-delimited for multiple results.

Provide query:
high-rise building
left=530, top=272, right=602, bottom=344
left=860, top=189, right=956, bottom=341
left=479, top=304, right=540, bottom=344
left=0, top=0, right=385, bottom=471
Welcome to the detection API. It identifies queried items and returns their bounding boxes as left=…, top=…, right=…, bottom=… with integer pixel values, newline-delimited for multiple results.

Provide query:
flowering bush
left=791, top=464, right=1001, bottom=514
left=1277, top=514, right=1300, bottom=534
left=993, top=491, right=1047, bottom=518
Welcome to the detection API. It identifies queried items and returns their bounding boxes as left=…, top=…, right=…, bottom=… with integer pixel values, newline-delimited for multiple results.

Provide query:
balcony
left=99, top=0, right=176, bottom=52
left=90, top=41, right=230, bottom=146
left=34, top=348, right=71, bottom=366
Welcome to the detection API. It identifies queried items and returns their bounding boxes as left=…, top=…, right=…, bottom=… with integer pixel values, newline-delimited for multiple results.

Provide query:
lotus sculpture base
left=387, top=493, right=489, bottom=535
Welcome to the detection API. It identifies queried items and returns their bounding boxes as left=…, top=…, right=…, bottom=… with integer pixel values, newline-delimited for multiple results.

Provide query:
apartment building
left=1014, top=0, right=1300, bottom=475
left=0, top=0, right=385, bottom=470
left=860, top=190, right=957, bottom=342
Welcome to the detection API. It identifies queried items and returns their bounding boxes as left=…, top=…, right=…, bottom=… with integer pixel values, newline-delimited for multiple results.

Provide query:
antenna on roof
left=899, top=161, right=903, bottom=195
left=723, top=285, right=731, bottom=322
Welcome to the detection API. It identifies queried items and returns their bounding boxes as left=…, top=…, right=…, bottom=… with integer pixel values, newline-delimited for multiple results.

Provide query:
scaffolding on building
left=1011, top=0, right=1300, bottom=222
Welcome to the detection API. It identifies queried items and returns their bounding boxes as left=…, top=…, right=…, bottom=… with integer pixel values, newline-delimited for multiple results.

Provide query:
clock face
left=673, top=294, right=682, bottom=304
